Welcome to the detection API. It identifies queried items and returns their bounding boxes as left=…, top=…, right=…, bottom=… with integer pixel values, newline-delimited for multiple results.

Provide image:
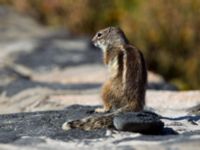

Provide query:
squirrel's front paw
left=95, top=107, right=109, bottom=113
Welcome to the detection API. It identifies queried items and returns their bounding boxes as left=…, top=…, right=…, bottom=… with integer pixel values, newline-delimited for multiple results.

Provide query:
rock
left=0, top=105, right=106, bottom=143
left=147, top=71, right=178, bottom=91
left=0, top=104, right=199, bottom=150
left=0, top=6, right=47, bottom=41
left=187, top=104, right=200, bottom=115
left=146, top=90, right=200, bottom=112
left=148, top=82, right=178, bottom=91
left=113, top=111, right=164, bottom=134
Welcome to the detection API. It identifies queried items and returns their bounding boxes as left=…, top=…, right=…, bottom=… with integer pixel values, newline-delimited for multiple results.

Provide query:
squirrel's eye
left=97, top=33, right=102, bottom=37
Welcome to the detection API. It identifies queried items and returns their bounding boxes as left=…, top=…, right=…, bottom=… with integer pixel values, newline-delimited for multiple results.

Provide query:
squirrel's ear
left=108, top=26, right=121, bottom=33
left=108, top=27, right=112, bottom=33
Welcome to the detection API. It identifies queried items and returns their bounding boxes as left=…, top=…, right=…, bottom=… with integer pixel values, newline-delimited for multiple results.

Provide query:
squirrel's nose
left=91, top=36, right=96, bottom=43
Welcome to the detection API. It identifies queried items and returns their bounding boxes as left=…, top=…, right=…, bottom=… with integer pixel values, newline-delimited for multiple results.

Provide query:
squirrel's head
left=92, top=27, right=129, bottom=51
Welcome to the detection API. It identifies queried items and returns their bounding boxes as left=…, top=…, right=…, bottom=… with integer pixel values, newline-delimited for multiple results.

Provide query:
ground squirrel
left=62, top=27, right=147, bottom=130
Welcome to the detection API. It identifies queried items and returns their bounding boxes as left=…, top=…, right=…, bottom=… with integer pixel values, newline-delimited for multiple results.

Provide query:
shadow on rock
left=2, top=78, right=101, bottom=96
left=148, top=82, right=178, bottom=91
left=161, top=115, right=200, bottom=126
left=161, top=115, right=200, bottom=122
left=15, top=34, right=102, bottom=71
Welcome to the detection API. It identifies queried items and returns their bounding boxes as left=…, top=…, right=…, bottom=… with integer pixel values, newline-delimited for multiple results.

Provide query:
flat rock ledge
left=0, top=105, right=200, bottom=150
left=0, top=105, right=107, bottom=143
left=0, top=105, right=166, bottom=143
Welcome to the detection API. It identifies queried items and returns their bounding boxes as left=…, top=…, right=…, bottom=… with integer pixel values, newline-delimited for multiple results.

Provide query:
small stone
left=113, top=111, right=164, bottom=134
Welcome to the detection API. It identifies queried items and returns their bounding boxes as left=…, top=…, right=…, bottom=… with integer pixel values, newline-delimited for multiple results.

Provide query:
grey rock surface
left=0, top=105, right=106, bottom=143
left=0, top=105, right=199, bottom=150
left=113, top=111, right=164, bottom=134
left=1, top=105, right=165, bottom=144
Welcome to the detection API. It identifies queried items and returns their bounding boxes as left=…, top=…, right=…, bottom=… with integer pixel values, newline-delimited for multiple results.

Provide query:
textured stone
left=113, top=111, right=164, bottom=134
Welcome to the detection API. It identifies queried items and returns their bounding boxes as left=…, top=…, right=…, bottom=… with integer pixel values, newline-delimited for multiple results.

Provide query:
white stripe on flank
left=108, top=56, right=118, bottom=78
left=122, top=50, right=127, bottom=91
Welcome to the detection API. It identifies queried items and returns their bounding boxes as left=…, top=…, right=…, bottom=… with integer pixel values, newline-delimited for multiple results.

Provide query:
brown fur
left=62, top=27, right=147, bottom=131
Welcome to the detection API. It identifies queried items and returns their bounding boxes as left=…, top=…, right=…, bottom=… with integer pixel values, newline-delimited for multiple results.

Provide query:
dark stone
left=113, top=111, right=164, bottom=134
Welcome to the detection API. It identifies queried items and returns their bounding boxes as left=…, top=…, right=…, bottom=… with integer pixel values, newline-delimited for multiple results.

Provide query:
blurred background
left=0, top=0, right=199, bottom=91
left=1, top=1, right=200, bottom=148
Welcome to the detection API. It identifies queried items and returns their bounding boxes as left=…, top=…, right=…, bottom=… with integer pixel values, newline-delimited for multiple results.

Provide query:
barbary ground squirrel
left=62, top=27, right=147, bottom=130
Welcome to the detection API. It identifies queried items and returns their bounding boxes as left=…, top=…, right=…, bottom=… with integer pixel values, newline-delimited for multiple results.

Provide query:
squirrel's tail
left=62, top=108, right=125, bottom=131
left=62, top=113, right=115, bottom=130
